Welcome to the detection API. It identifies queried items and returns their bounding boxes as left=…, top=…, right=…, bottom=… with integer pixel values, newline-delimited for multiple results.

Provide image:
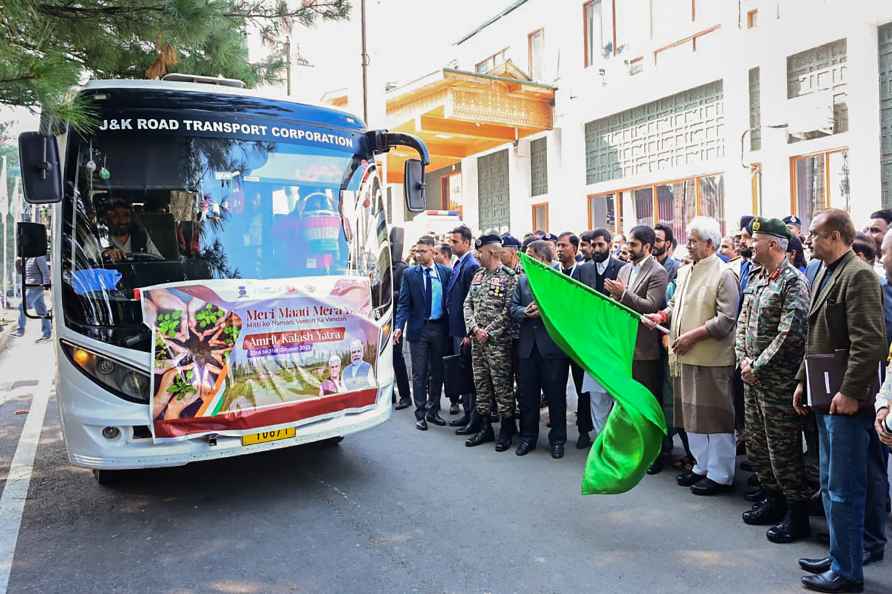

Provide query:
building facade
left=380, top=0, right=892, bottom=241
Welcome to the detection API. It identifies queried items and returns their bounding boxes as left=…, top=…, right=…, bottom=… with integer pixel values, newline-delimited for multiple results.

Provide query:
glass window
left=827, top=149, right=851, bottom=211
left=794, top=154, right=826, bottom=232
left=633, top=187, right=654, bottom=226
left=447, top=173, right=463, bottom=214
left=530, top=137, right=548, bottom=196
left=698, top=174, right=725, bottom=234
left=529, top=29, right=545, bottom=80
left=584, top=1, right=608, bottom=66
left=532, top=202, right=549, bottom=231
left=656, top=181, right=695, bottom=244
left=588, top=193, right=617, bottom=232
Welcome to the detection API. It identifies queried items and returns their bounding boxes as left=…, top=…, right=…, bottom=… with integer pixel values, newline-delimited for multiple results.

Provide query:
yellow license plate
left=241, top=427, right=296, bottom=446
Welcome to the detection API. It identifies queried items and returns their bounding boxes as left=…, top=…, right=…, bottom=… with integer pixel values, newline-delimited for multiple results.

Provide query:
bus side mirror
left=404, top=159, right=426, bottom=213
left=19, top=132, right=63, bottom=204
left=18, top=222, right=48, bottom=259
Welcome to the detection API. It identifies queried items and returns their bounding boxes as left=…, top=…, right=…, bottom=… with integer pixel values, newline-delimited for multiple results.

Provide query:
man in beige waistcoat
left=644, top=216, right=740, bottom=496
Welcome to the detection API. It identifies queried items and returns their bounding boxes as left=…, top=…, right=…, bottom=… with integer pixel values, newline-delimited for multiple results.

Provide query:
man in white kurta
left=646, top=217, right=740, bottom=496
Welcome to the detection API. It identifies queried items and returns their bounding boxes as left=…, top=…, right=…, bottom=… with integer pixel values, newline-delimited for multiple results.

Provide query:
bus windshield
left=61, top=130, right=388, bottom=351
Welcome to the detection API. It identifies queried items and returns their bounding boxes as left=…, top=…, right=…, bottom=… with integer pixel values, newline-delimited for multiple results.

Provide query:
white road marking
left=0, top=377, right=52, bottom=594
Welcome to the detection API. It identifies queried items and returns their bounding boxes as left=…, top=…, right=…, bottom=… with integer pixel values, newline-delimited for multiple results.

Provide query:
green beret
left=749, top=217, right=791, bottom=241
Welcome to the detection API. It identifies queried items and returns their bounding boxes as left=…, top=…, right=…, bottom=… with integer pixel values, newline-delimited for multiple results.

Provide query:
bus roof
left=82, top=79, right=366, bottom=131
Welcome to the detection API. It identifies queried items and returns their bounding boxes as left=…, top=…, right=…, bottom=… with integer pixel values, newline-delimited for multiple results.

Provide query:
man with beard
left=579, top=230, right=596, bottom=262
left=654, top=224, right=681, bottom=284
left=605, top=225, right=668, bottom=473
left=576, top=228, right=624, bottom=439
left=102, top=198, right=164, bottom=262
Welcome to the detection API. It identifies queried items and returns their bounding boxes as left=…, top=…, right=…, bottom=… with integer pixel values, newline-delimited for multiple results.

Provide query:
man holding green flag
left=520, top=251, right=668, bottom=495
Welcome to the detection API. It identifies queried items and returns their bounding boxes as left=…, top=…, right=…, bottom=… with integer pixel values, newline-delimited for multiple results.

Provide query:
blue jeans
left=817, top=412, right=872, bottom=582
left=17, top=287, right=52, bottom=338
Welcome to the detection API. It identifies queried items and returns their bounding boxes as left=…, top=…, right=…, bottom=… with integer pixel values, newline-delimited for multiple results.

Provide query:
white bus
left=16, top=76, right=428, bottom=483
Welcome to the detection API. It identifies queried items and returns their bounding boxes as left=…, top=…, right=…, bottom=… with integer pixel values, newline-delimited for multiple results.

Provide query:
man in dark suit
left=793, top=209, right=886, bottom=593
left=605, top=225, right=668, bottom=474
left=446, top=225, right=482, bottom=433
left=394, top=236, right=453, bottom=431
left=557, top=232, right=593, bottom=449
left=391, top=242, right=411, bottom=410
left=510, top=240, right=571, bottom=459
left=573, top=228, right=623, bottom=443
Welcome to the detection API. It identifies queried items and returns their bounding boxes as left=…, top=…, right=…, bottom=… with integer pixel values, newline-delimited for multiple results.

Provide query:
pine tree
left=0, top=1, right=351, bottom=124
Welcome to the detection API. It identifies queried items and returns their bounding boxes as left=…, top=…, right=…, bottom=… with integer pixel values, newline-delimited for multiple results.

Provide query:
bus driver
left=102, top=198, right=164, bottom=262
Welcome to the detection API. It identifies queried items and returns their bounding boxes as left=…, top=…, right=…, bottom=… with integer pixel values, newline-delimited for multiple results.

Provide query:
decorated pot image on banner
left=141, top=277, right=381, bottom=441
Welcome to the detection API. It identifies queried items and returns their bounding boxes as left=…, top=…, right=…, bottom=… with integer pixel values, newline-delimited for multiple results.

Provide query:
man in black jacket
left=510, top=240, right=571, bottom=459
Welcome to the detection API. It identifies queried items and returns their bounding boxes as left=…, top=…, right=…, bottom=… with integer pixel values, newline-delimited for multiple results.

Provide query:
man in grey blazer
left=605, top=225, right=668, bottom=473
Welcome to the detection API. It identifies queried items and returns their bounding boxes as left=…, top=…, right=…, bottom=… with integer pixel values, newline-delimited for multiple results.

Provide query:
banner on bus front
left=141, top=277, right=381, bottom=441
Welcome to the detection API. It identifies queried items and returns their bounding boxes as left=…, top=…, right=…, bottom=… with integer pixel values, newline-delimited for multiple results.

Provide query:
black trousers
left=864, top=426, right=890, bottom=554
left=409, top=320, right=448, bottom=420
left=451, top=336, right=474, bottom=411
left=571, top=362, right=593, bottom=434
left=518, top=345, right=570, bottom=445
left=393, top=337, right=411, bottom=403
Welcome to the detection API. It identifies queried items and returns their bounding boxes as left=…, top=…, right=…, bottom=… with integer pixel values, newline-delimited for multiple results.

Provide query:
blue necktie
left=424, top=268, right=432, bottom=319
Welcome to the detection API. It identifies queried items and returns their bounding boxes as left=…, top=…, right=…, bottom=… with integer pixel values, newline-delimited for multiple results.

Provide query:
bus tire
left=92, top=469, right=122, bottom=486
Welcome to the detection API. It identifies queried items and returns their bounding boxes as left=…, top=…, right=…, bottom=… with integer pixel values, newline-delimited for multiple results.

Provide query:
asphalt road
left=0, top=324, right=889, bottom=594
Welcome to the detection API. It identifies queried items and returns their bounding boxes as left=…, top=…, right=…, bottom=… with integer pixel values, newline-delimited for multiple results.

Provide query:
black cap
left=739, top=215, right=754, bottom=232
left=783, top=215, right=802, bottom=227
left=474, top=233, right=502, bottom=249
left=500, top=233, right=521, bottom=249
left=541, top=232, right=559, bottom=242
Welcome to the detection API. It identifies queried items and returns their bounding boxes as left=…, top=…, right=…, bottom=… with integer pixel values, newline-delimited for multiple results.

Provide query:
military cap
left=500, top=233, right=522, bottom=249
left=475, top=233, right=503, bottom=249
left=739, top=215, right=754, bottom=232
left=782, top=215, right=802, bottom=227
left=749, top=217, right=791, bottom=241
left=541, top=232, right=559, bottom=242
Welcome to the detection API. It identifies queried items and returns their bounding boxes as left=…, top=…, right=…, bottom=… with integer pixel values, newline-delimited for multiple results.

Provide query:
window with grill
left=530, top=137, right=548, bottom=197
left=749, top=67, right=761, bottom=151
left=786, top=39, right=848, bottom=142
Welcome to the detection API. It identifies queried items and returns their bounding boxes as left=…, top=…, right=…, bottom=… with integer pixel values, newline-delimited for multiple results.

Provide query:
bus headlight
left=62, top=342, right=151, bottom=404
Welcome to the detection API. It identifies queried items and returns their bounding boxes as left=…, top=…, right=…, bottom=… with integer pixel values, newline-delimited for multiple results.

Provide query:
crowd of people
left=392, top=207, right=892, bottom=593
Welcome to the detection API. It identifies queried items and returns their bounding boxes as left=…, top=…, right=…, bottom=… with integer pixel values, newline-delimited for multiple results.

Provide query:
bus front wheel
left=319, top=436, right=343, bottom=447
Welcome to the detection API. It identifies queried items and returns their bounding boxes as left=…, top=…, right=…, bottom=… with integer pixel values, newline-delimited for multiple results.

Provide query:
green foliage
left=0, top=0, right=352, bottom=122
left=168, top=370, right=197, bottom=400
left=156, top=310, right=182, bottom=337
left=195, top=303, right=224, bottom=329
left=222, top=324, right=240, bottom=345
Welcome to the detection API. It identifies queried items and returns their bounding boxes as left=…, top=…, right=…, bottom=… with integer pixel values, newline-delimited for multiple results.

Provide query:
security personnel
left=501, top=233, right=523, bottom=409
left=463, top=233, right=518, bottom=451
left=783, top=215, right=802, bottom=239
left=734, top=217, right=811, bottom=543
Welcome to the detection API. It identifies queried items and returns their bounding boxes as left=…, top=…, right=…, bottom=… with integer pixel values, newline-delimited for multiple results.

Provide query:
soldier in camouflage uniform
left=734, top=217, right=811, bottom=544
left=464, top=233, right=518, bottom=451
left=501, top=234, right=524, bottom=410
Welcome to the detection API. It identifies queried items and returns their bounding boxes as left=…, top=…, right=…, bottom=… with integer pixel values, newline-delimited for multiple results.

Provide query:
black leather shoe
left=550, top=442, right=564, bottom=459
left=742, top=494, right=786, bottom=526
left=690, top=478, right=733, bottom=496
left=394, top=399, right=411, bottom=410
left=465, top=423, right=494, bottom=447
left=415, top=419, right=428, bottom=431
left=515, top=441, right=535, bottom=456
left=576, top=433, right=592, bottom=449
left=799, top=557, right=831, bottom=574
left=766, top=502, right=811, bottom=544
left=676, top=471, right=706, bottom=487
left=494, top=416, right=516, bottom=452
left=863, top=548, right=884, bottom=566
left=646, top=459, right=664, bottom=475
left=801, top=570, right=863, bottom=593
left=425, top=413, right=447, bottom=426
left=449, top=402, right=460, bottom=415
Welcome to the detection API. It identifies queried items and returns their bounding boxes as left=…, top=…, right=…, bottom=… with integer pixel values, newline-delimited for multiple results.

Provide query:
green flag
left=520, top=252, right=667, bottom=495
